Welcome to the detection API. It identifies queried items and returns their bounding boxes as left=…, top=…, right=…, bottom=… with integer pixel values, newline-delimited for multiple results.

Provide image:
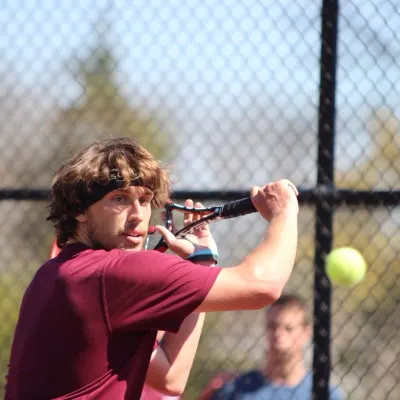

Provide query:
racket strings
left=145, top=198, right=255, bottom=251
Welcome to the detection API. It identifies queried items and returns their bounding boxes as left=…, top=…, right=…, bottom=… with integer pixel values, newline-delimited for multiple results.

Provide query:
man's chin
left=93, top=237, right=144, bottom=251
left=271, top=347, right=292, bottom=357
left=122, top=246, right=142, bottom=252
left=119, top=241, right=144, bottom=251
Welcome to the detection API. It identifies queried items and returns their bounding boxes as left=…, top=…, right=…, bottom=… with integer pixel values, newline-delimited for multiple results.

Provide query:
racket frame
left=150, top=197, right=256, bottom=251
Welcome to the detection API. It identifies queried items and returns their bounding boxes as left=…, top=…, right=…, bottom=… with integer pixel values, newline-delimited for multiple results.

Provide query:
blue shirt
left=211, top=370, right=344, bottom=400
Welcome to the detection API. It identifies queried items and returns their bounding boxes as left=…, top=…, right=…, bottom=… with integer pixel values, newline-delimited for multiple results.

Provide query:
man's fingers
left=193, top=202, right=203, bottom=223
left=154, top=225, right=197, bottom=258
left=184, top=199, right=194, bottom=226
left=250, top=186, right=260, bottom=197
left=287, top=181, right=299, bottom=196
left=184, top=200, right=209, bottom=225
left=154, top=225, right=176, bottom=245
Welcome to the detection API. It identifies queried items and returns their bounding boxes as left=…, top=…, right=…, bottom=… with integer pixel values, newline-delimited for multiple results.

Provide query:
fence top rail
left=0, top=188, right=399, bottom=206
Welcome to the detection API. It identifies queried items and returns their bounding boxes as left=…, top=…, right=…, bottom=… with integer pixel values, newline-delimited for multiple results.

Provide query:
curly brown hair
left=47, top=137, right=171, bottom=248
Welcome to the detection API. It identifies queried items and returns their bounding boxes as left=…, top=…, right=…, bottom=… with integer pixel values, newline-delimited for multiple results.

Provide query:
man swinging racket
left=6, top=137, right=299, bottom=400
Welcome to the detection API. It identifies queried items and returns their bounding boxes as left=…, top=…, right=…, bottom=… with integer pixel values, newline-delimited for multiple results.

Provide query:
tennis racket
left=48, top=196, right=257, bottom=256
left=146, top=196, right=257, bottom=252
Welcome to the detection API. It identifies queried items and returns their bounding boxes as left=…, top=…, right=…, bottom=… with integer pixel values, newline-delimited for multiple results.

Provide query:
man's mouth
left=123, top=231, right=145, bottom=245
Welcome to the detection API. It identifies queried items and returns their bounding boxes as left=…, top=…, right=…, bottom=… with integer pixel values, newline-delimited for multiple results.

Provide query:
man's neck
left=71, top=230, right=93, bottom=249
left=264, top=354, right=307, bottom=387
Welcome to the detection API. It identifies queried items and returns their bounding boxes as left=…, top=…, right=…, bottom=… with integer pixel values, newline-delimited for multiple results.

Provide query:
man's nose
left=127, top=201, right=144, bottom=222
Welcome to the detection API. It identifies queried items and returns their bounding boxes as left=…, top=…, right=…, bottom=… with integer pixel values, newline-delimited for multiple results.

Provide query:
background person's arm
left=145, top=311, right=206, bottom=396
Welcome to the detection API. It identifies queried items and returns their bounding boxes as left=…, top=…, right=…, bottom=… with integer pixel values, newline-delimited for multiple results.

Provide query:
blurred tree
left=332, top=107, right=400, bottom=396
left=0, top=270, right=30, bottom=399
left=337, top=107, right=400, bottom=190
left=42, top=16, right=171, bottom=175
left=334, top=107, right=399, bottom=311
left=50, top=44, right=170, bottom=169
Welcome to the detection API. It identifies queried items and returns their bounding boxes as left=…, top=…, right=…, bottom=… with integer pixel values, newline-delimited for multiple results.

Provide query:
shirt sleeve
left=101, top=249, right=222, bottom=333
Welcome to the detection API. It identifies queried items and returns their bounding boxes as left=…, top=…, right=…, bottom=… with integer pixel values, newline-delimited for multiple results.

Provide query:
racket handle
left=220, top=197, right=256, bottom=218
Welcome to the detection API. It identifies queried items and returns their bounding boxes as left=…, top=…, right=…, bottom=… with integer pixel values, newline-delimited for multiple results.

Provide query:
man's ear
left=75, top=213, right=88, bottom=222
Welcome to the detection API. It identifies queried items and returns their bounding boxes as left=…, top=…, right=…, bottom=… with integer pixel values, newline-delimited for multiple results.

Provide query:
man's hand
left=154, top=200, right=218, bottom=259
left=250, top=179, right=299, bottom=222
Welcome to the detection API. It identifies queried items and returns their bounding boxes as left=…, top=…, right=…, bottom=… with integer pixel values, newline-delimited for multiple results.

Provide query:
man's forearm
left=241, top=210, right=298, bottom=290
left=245, top=210, right=298, bottom=280
left=159, top=311, right=206, bottom=393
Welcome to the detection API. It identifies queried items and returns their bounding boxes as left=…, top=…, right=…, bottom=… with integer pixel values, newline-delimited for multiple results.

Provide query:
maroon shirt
left=6, top=243, right=221, bottom=400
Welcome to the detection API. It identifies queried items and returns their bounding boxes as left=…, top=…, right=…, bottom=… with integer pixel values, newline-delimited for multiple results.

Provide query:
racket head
left=145, top=197, right=256, bottom=251
left=145, top=203, right=176, bottom=251
left=145, top=201, right=216, bottom=251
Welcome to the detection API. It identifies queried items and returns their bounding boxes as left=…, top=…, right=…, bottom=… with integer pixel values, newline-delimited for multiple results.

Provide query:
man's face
left=78, top=186, right=154, bottom=251
left=266, top=306, right=310, bottom=358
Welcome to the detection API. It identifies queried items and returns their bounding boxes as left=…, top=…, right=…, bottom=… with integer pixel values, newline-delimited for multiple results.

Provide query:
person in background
left=199, top=294, right=344, bottom=400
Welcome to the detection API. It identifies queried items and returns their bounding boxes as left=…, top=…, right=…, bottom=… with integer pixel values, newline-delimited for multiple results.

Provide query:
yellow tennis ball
left=326, top=247, right=366, bottom=287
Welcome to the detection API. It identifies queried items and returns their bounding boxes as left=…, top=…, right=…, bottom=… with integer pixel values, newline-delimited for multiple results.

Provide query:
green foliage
left=334, top=107, right=399, bottom=313
left=42, top=23, right=172, bottom=177
left=336, top=107, right=399, bottom=190
left=60, top=44, right=169, bottom=160
left=0, top=271, right=26, bottom=399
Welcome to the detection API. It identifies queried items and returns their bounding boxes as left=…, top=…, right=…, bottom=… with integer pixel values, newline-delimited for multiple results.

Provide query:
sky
left=1, top=0, right=399, bottom=189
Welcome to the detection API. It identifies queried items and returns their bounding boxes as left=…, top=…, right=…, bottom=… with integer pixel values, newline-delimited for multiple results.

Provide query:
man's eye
left=267, top=325, right=276, bottom=331
left=113, top=196, right=125, bottom=202
left=140, top=198, right=152, bottom=205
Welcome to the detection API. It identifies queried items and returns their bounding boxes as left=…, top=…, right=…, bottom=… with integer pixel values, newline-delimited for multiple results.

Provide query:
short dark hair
left=267, top=294, right=311, bottom=325
left=47, top=137, right=171, bottom=248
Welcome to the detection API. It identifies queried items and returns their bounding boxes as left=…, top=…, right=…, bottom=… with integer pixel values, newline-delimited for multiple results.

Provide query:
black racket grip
left=219, top=197, right=257, bottom=219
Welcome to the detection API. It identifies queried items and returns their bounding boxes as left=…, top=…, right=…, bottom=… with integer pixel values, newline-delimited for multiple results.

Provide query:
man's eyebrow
left=141, top=187, right=154, bottom=196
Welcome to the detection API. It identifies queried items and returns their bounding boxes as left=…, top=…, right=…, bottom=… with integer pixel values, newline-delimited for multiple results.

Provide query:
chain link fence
left=1, top=1, right=399, bottom=399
